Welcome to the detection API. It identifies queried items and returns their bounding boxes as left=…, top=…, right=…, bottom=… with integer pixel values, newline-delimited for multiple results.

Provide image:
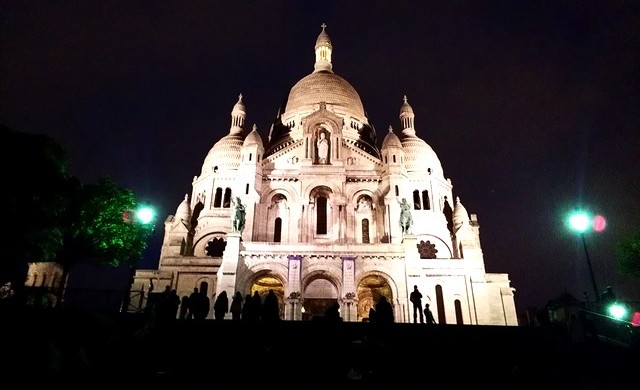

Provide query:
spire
left=314, top=23, right=333, bottom=73
left=230, top=93, right=246, bottom=135
left=400, top=95, right=416, bottom=135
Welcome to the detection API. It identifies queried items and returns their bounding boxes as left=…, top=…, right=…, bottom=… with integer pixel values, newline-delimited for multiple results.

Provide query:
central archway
left=302, top=278, right=338, bottom=321
left=356, top=274, right=393, bottom=322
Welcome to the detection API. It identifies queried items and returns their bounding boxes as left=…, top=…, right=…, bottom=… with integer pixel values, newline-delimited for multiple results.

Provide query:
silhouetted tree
left=2, top=125, right=154, bottom=305
left=3, top=124, right=71, bottom=303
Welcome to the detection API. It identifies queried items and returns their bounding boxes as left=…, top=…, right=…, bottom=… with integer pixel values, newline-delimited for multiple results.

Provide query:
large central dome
left=267, top=24, right=379, bottom=158
left=281, top=24, right=367, bottom=122
left=284, top=71, right=365, bottom=119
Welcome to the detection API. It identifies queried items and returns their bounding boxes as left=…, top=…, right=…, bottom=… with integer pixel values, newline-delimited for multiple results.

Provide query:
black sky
left=2, top=1, right=639, bottom=313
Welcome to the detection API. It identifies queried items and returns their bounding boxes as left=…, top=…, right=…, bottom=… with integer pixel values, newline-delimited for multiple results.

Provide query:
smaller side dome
left=243, top=124, right=264, bottom=148
left=175, top=194, right=192, bottom=224
left=381, top=126, right=402, bottom=149
left=452, top=196, right=470, bottom=233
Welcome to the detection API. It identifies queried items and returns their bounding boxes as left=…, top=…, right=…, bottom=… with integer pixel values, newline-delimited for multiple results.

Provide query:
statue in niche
left=317, top=130, right=329, bottom=164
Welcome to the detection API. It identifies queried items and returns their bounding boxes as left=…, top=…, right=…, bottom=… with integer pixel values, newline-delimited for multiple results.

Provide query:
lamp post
left=568, top=211, right=600, bottom=304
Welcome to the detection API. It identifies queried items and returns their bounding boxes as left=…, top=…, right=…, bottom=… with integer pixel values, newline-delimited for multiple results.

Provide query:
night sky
left=2, top=1, right=639, bottom=313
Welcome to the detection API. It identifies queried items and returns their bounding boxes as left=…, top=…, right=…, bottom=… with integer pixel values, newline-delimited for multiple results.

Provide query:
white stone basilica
left=130, top=25, right=518, bottom=325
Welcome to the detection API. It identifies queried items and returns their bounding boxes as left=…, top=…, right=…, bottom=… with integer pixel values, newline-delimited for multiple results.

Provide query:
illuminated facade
left=131, top=25, right=518, bottom=325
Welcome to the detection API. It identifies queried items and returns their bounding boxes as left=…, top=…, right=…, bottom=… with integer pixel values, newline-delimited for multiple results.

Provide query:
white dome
left=400, top=134, right=444, bottom=176
left=381, top=126, right=402, bottom=149
left=201, top=132, right=243, bottom=173
left=175, top=194, right=192, bottom=224
left=243, top=124, right=264, bottom=148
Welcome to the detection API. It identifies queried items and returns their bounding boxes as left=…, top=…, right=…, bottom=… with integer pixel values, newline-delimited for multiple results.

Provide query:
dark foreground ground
left=1, top=306, right=637, bottom=389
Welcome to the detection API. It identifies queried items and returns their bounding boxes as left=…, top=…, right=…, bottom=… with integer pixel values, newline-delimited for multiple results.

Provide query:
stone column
left=285, top=255, right=302, bottom=320
left=341, top=255, right=356, bottom=322
left=216, top=232, right=242, bottom=299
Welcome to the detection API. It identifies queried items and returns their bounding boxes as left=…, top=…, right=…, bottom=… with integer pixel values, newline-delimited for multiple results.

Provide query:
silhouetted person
left=375, top=296, right=394, bottom=324
left=424, top=303, right=437, bottom=324
left=167, top=289, right=181, bottom=320
left=214, top=291, right=229, bottom=321
left=187, top=288, right=199, bottom=319
left=409, top=285, right=424, bottom=323
left=324, top=302, right=342, bottom=322
left=368, top=307, right=377, bottom=323
left=179, top=295, right=189, bottom=319
left=252, top=291, right=263, bottom=321
left=262, top=289, right=280, bottom=321
left=241, top=293, right=255, bottom=321
left=230, top=291, right=243, bottom=320
left=190, top=287, right=209, bottom=320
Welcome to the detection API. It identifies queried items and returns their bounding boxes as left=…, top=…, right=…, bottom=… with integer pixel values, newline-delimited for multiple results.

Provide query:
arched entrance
left=356, top=275, right=393, bottom=322
left=250, top=275, right=285, bottom=319
left=302, top=278, right=339, bottom=321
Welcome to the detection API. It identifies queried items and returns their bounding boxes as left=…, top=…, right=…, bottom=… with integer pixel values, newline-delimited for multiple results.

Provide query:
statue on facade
left=398, top=197, right=413, bottom=235
left=317, top=131, right=329, bottom=164
left=231, top=196, right=246, bottom=233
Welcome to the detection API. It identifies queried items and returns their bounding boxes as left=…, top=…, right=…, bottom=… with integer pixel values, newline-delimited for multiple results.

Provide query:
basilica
left=130, top=25, right=518, bottom=325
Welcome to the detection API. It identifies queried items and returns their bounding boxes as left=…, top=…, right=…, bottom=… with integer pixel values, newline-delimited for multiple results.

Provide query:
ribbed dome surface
left=453, top=196, right=470, bottom=233
left=243, top=126, right=263, bottom=148
left=175, top=194, right=192, bottom=223
left=284, top=71, right=365, bottom=120
left=401, top=135, right=444, bottom=176
left=381, top=127, right=402, bottom=149
left=201, top=133, right=243, bottom=173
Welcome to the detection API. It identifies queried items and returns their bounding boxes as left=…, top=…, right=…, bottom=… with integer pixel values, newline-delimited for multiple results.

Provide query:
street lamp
left=568, top=211, right=600, bottom=304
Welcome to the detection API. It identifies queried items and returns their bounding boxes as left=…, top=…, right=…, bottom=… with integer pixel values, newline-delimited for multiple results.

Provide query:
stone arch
left=300, top=269, right=343, bottom=320
left=355, top=271, right=399, bottom=322
left=243, top=269, right=287, bottom=319
left=353, top=191, right=376, bottom=244
left=192, top=232, right=227, bottom=257
left=414, top=233, right=453, bottom=258
left=307, top=185, right=336, bottom=239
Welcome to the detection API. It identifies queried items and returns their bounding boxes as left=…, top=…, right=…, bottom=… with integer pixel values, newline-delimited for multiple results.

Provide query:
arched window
left=274, top=218, right=282, bottom=242
left=454, top=299, right=464, bottom=324
left=214, top=188, right=222, bottom=208
left=223, top=188, right=232, bottom=208
left=362, top=218, right=370, bottom=243
left=436, top=285, right=446, bottom=325
left=394, top=185, right=399, bottom=197
left=317, top=196, right=327, bottom=235
left=199, top=281, right=209, bottom=296
left=412, top=190, right=421, bottom=210
left=245, top=183, right=249, bottom=194
left=422, top=190, right=430, bottom=210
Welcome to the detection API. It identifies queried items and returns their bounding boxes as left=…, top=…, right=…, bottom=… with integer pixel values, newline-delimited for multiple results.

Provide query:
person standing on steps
left=424, top=303, right=437, bottom=325
left=409, top=285, right=424, bottom=323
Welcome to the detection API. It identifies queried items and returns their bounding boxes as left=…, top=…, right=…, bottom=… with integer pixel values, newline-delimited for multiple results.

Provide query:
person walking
left=213, top=291, right=229, bottom=321
left=409, top=285, right=424, bottom=323
left=230, top=291, right=243, bottom=320
left=375, top=296, right=394, bottom=324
